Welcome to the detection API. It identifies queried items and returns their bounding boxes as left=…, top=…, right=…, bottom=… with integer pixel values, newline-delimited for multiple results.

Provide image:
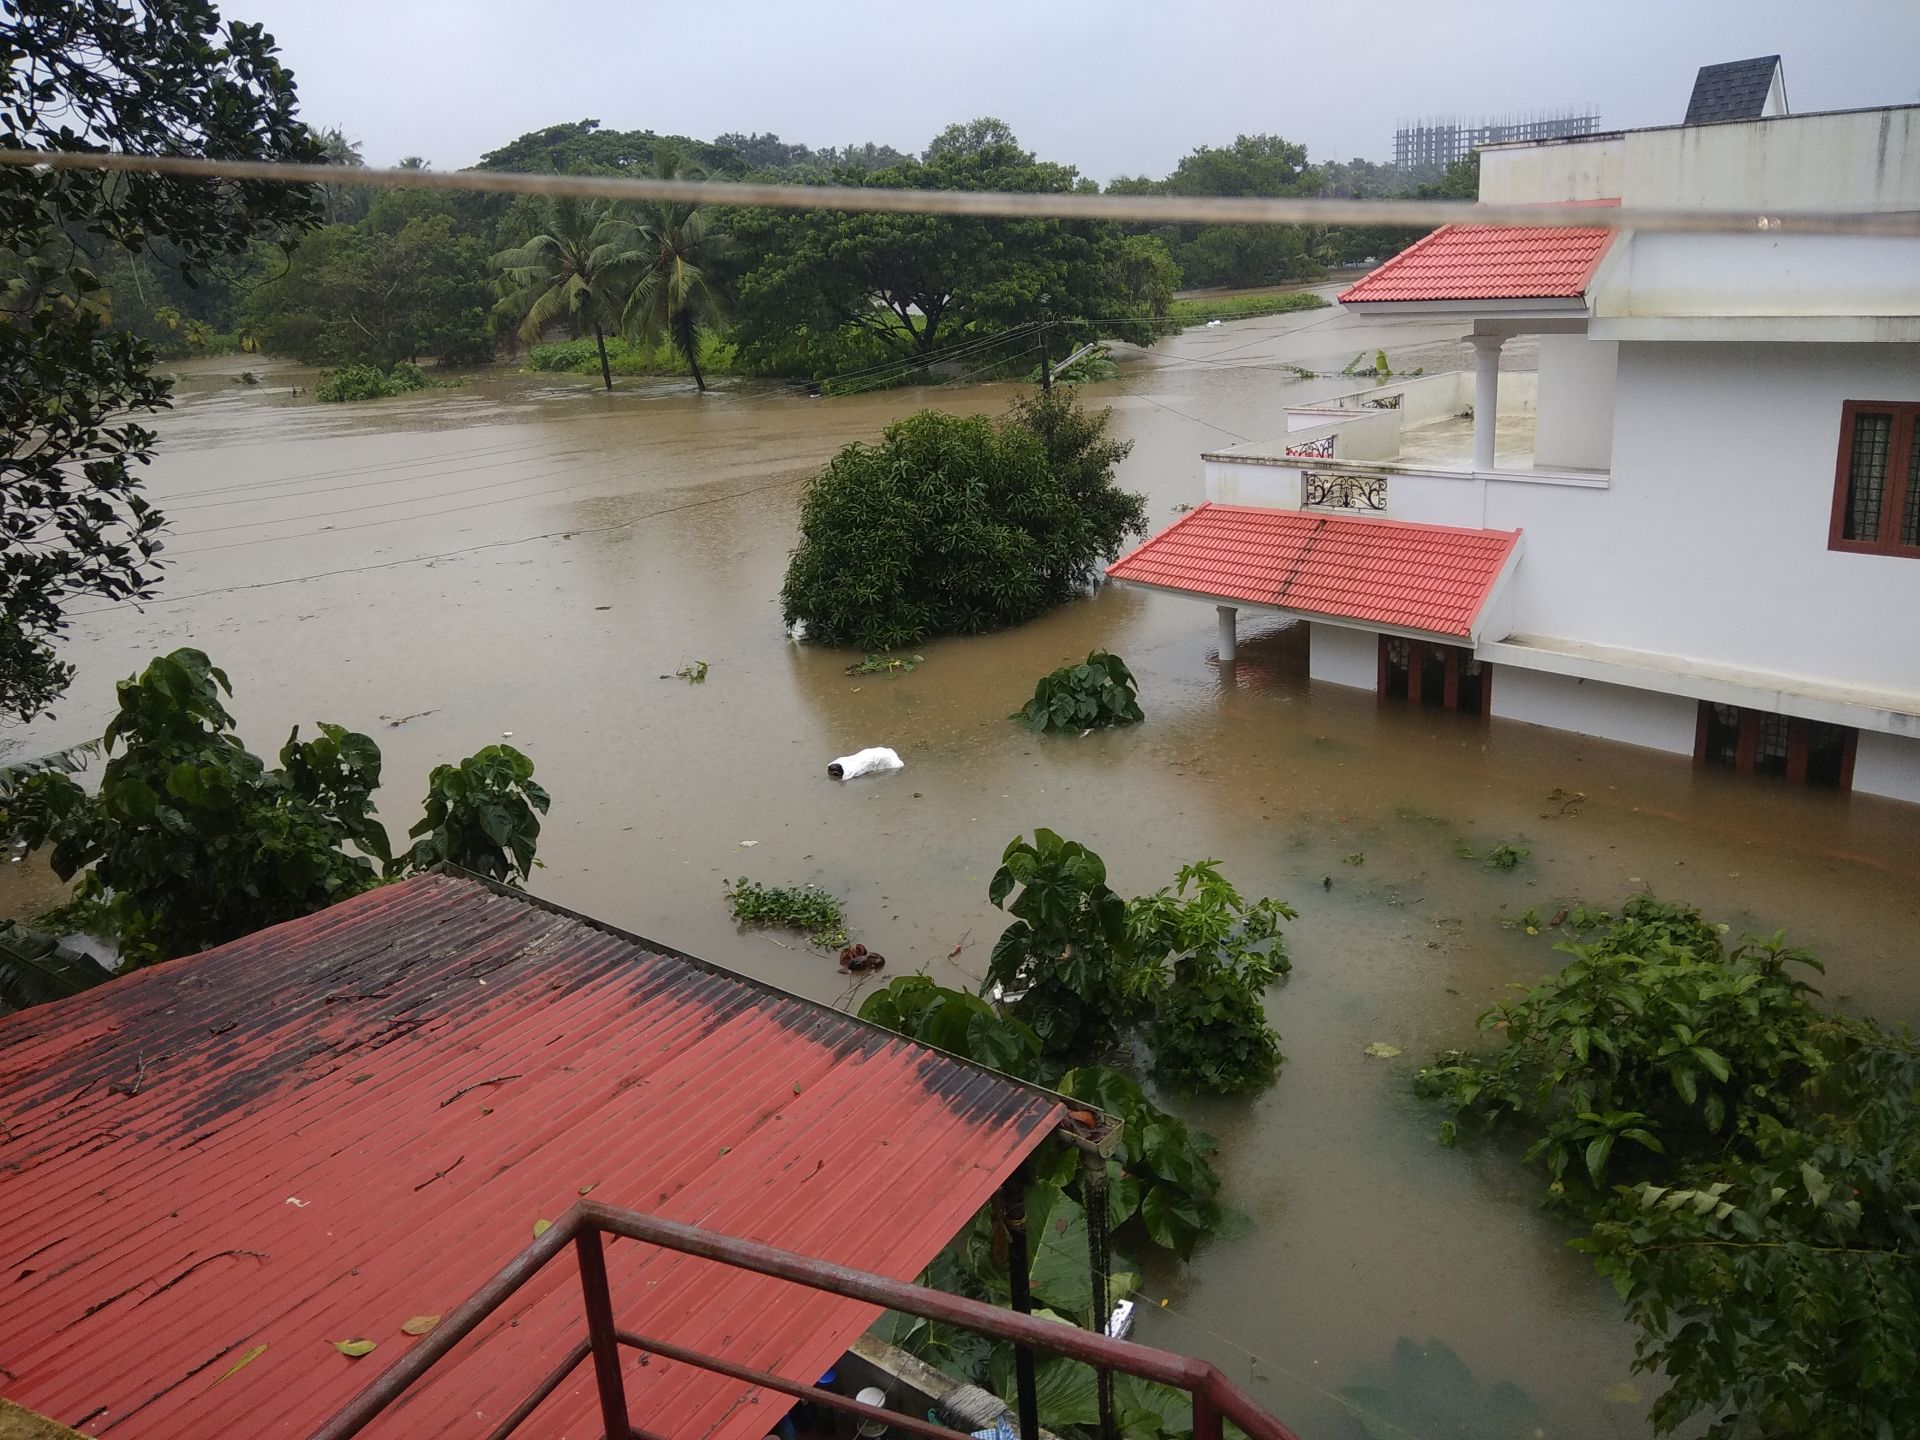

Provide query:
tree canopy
left=780, top=389, right=1144, bottom=650
left=728, top=122, right=1175, bottom=374
left=0, top=0, right=321, bottom=723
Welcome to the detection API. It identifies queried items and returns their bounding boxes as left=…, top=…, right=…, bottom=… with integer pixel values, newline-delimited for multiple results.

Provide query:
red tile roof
left=1107, top=503, right=1518, bottom=638
left=0, top=874, right=1064, bottom=1439
left=1338, top=210, right=1616, bottom=304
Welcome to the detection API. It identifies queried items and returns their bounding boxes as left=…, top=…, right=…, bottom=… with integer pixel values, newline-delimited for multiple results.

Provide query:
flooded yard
left=9, top=295, right=1918, bottom=1437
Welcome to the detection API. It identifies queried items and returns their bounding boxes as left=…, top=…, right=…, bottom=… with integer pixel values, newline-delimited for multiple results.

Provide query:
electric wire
left=3, top=147, right=1906, bottom=237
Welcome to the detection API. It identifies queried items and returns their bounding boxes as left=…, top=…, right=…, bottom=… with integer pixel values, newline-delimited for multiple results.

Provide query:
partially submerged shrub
left=781, top=391, right=1144, bottom=651
left=315, top=361, right=430, bottom=402
left=724, top=878, right=847, bottom=948
left=986, top=831, right=1294, bottom=1095
left=1132, top=861, right=1296, bottom=1096
left=1012, top=651, right=1143, bottom=733
left=1414, top=895, right=1920, bottom=1437
left=1414, top=895, right=1826, bottom=1199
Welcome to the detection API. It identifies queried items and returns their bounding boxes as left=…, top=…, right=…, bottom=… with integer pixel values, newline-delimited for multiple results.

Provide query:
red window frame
left=1828, top=399, right=1920, bottom=557
left=1693, top=701, right=1858, bottom=792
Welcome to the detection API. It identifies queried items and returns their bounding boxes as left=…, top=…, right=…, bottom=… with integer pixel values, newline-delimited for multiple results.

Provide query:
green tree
left=1418, top=151, right=1482, bottom=200
left=492, top=197, right=629, bottom=390
left=1158, top=134, right=1322, bottom=289
left=780, top=391, right=1143, bottom=650
left=246, top=209, right=493, bottom=367
left=729, top=123, right=1171, bottom=374
left=0, top=0, right=320, bottom=723
left=612, top=145, right=731, bottom=390
left=0, top=649, right=550, bottom=970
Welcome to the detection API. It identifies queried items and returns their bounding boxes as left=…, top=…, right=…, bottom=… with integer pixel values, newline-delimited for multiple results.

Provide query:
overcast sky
left=240, top=0, right=1920, bottom=182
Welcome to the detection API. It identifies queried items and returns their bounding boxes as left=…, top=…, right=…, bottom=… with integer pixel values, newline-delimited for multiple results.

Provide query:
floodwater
left=9, top=292, right=1920, bottom=1438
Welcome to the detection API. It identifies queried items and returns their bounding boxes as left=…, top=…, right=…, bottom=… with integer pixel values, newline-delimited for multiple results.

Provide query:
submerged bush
left=1415, top=895, right=1827, bottom=1200
left=0, top=649, right=548, bottom=969
left=315, top=360, right=430, bottom=402
left=1132, top=860, right=1296, bottom=1096
left=985, top=830, right=1294, bottom=1095
left=723, top=878, right=847, bottom=948
left=1012, top=651, right=1143, bottom=733
left=781, top=390, right=1144, bottom=651
left=1416, top=894, right=1920, bottom=1437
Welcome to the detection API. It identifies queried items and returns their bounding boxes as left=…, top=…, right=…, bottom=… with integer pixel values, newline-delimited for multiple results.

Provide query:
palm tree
left=492, top=197, right=629, bottom=391
left=612, top=145, right=730, bottom=391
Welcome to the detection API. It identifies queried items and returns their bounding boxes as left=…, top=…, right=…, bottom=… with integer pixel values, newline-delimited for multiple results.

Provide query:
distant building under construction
left=1394, top=110, right=1600, bottom=171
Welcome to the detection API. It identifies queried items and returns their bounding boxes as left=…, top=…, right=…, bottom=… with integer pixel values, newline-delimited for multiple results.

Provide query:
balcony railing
left=1301, top=471, right=1388, bottom=512
left=311, top=1199, right=1304, bottom=1440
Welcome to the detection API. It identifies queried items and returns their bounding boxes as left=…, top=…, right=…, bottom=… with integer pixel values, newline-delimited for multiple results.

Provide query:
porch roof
left=1107, top=503, right=1520, bottom=639
left=1337, top=207, right=1616, bottom=305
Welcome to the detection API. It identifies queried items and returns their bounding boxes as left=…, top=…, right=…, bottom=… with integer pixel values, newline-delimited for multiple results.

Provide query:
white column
left=1470, top=334, right=1504, bottom=472
left=1216, top=605, right=1238, bottom=663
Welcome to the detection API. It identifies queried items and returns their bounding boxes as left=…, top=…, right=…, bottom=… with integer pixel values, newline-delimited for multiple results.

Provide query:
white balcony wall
left=1534, top=336, right=1617, bottom=471
left=1387, top=342, right=1920, bottom=704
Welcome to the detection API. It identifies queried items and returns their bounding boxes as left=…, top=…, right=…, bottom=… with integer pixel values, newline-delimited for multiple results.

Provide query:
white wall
left=1205, top=459, right=1297, bottom=507
left=1489, top=665, right=1698, bottom=755
left=1309, top=623, right=1377, bottom=689
left=1533, top=336, right=1617, bottom=471
left=1479, top=136, right=1625, bottom=203
left=1620, top=107, right=1920, bottom=212
left=1593, top=234, right=1920, bottom=323
left=1854, top=731, right=1920, bottom=806
left=1447, top=343, right=1920, bottom=707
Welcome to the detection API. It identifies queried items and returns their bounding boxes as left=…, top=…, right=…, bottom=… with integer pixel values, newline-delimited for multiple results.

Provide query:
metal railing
left=311, top=1199, right=1303, bottom=1440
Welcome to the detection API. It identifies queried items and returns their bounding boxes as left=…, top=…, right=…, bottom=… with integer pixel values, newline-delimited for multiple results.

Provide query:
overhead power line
left=2, top=148, right=1913, bottom=237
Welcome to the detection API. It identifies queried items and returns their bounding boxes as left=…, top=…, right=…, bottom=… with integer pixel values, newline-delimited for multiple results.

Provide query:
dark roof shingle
left=1684, top=56, right=1783, bottom=125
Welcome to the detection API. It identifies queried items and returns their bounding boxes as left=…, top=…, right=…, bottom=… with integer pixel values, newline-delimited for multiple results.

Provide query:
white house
left=1108, top=64, right=1920, bottom=805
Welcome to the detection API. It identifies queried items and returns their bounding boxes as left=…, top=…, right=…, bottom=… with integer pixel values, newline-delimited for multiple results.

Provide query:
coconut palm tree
left=491, top=197, right=628, bottom=391
left=613, top=145, right=730, bottom=391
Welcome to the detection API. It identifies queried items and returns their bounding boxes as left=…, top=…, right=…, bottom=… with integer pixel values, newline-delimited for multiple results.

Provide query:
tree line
left=99, top=114, right=1476, bottom=393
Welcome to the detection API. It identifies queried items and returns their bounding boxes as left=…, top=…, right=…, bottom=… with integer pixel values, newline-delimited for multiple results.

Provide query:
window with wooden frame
left=1694, top=702, right=1857, bottom=791
left=1829, top=400, right=1920, bottom=557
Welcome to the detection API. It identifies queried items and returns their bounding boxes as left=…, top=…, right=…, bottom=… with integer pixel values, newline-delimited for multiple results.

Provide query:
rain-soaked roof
left=1108, top=503, right=1520, bottom=640
left=0, top=872, right=1064, bottom=1439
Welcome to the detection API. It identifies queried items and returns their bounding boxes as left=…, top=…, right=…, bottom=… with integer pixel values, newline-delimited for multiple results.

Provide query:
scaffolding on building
left=1393, top=110, right=1601, bottom=171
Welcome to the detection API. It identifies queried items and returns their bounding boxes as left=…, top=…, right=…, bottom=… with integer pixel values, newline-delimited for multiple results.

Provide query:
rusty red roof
left=1107, top=503, right=1519, bottom=638
left=0, top=874, right=1064, bottom=1439
left=1337, top=209, right=1616, bottom=304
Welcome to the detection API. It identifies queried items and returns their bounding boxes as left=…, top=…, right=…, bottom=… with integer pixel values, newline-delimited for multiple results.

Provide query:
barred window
left=1831, top=401, right=1920, bottom=556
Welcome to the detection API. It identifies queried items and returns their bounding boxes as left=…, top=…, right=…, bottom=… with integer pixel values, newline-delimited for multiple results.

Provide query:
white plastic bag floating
left=828, top=747, right=903, bottom=779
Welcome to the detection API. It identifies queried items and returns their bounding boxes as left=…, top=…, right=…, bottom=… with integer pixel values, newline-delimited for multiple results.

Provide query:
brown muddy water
left=7, top=294, right=1919, bottom=1438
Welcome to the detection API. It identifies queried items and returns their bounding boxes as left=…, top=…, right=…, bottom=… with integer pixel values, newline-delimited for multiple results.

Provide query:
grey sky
left=240, top=0, right=1920, bottom=182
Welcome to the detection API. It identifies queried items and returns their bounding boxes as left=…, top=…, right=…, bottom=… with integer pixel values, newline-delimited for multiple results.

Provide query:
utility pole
left=1038, top=293, right=1052, bottom=393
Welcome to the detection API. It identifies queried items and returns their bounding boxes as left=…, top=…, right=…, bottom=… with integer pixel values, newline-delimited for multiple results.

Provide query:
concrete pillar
left=1470, top=334, right=1504, bottom=472
left=1216, top=605, right=1238, bottom=663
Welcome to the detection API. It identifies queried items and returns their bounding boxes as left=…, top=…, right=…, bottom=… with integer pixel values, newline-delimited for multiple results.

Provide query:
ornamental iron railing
left=1302, top=471, right=1388, bottom=512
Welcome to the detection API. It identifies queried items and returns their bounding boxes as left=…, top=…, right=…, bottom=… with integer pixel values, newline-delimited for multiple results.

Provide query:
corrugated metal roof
left=1107, top=503, right=1519, bottom=638
left=1337, top=215, right=1615, bottom=304
left=0, top=874, right=1064, bottom=1439
left=1684, top=56, right=1782, bottom=125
